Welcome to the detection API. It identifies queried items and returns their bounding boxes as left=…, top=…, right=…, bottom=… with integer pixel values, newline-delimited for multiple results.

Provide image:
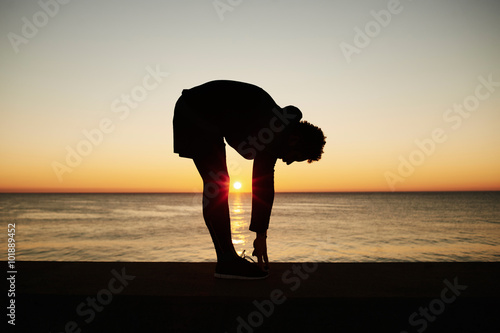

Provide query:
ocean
left=1, top=192, right=499, bottom=262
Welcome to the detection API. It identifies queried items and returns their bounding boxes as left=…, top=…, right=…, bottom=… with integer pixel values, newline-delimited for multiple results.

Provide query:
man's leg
left=193, top=148, right=238, bottom=262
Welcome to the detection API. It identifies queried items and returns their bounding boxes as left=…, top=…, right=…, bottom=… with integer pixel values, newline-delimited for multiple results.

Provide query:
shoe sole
left=214, top=272, right=269, bottom=280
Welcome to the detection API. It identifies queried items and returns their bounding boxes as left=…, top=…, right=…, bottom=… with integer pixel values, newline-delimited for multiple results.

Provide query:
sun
left=233, top=181, right=242, bottom=190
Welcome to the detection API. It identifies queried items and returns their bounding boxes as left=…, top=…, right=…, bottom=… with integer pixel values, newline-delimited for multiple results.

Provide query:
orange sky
left=1, top=1, right=500, bottom=193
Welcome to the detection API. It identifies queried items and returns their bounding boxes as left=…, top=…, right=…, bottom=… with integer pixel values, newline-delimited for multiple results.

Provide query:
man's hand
left=252, top=232, right=269, bottom=271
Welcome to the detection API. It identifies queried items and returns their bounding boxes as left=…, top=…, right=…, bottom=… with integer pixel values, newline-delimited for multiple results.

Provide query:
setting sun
left=233, top=181, right=242, bottom=190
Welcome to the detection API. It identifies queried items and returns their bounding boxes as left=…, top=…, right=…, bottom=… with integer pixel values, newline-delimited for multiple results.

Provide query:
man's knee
left=208, top=170, right=229, bottom=184
left=205, top=171, right=229, bottom=196
left=193, top=150, right=229, bottom=200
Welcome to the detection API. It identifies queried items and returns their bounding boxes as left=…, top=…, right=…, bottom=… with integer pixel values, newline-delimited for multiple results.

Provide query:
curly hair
left=296, top=121, right=326, bottom=163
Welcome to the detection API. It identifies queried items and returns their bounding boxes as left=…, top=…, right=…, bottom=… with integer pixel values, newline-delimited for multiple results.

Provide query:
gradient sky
left=1, top=0, right=499, bottom=193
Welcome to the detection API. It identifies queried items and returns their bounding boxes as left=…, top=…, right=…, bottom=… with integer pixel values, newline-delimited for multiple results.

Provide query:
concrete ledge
left=9, top=261, right=500, bottom=332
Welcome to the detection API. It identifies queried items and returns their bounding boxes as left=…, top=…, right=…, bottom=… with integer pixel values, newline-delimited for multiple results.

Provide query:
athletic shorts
left=173, top=95, right=225, bottom=159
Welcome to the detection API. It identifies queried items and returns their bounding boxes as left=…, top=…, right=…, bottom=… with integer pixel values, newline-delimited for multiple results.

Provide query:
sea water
left=1, top=192, right=499, bottom=262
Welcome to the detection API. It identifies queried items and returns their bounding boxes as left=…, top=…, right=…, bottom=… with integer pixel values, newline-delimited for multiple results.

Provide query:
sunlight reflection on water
left=1, top=192, right=499, bottom=262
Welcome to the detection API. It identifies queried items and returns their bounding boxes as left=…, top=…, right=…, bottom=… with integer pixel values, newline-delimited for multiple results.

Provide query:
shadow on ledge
left=8, top=261, right=500, bottom=333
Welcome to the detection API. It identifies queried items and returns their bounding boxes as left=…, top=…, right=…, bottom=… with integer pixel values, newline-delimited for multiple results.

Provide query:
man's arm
left=249, top=153, right=277, bottom=233
left=249, top=153, right=276, bottom=270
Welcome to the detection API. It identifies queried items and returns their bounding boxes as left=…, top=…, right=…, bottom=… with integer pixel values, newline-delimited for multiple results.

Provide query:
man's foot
left=215, top=257, right=269, bottom=280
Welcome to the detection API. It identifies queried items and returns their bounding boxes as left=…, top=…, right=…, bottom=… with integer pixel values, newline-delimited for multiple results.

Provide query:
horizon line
left=1, top=190, right=498, bottom=194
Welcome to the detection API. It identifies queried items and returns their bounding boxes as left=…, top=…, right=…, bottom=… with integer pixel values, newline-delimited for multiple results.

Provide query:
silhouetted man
left=173, top=80, right=325, bottom=279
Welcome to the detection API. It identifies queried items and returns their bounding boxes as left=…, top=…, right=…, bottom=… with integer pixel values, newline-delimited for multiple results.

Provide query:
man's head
left=281, top=120, right=326, bottom=165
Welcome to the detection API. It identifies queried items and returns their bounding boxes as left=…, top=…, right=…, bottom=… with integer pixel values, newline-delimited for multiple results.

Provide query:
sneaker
left=214, top=254, right=269, bottom=280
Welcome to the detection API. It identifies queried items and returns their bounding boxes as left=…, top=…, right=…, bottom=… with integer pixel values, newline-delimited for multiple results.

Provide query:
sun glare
left=233, top=181, right=242, bottom=190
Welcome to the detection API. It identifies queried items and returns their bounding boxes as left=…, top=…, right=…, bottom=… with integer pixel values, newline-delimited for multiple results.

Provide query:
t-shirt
left=177, top=80, right=302, bottom=159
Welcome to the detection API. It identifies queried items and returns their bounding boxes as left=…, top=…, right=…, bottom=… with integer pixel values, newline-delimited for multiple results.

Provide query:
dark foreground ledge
left=8, top=261, right=500, bottom=332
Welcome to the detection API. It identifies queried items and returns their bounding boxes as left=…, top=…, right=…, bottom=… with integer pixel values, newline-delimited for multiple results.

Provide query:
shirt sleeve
left=249, top=152, right=277, bottom=233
